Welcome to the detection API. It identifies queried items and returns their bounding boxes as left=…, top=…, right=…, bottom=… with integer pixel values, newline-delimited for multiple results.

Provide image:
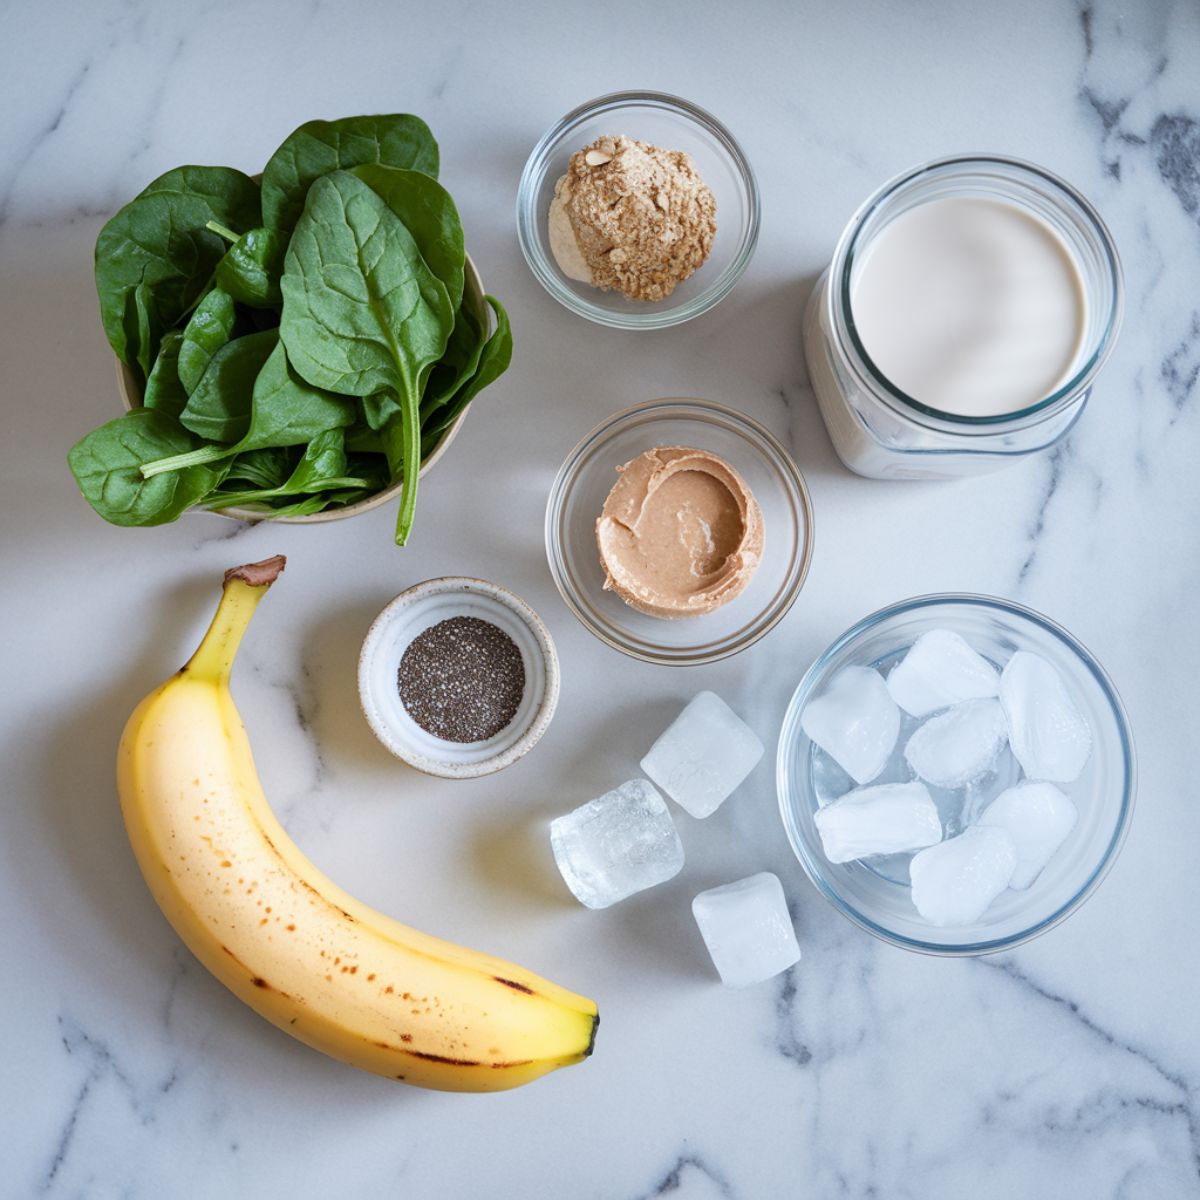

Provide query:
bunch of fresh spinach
left=69, top=114, right=511, bottom=545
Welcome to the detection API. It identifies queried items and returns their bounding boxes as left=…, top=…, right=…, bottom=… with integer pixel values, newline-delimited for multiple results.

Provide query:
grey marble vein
left=1161, top=313, right=1200, bottom=416
left=1017, top=445, right=1068, bottom=586
left=634, top=1152, right=737, bottom=1200
left=981, top=958, right=1200, bottom=1179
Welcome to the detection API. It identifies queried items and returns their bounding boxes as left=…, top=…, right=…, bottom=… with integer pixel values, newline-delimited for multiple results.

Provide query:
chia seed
left=398, top=616, right=526, bottom=743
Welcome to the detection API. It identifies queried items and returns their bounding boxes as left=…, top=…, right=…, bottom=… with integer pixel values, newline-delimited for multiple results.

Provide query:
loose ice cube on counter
left=885, top=629, right=1000, bottom=716
left=1000, top=651, right=1093, bottom=783
left=800, top=666, right=900, bottom=785
left=641, top=691, right=765, bottom=819
left=692, top=873, right=801, bottom=987
left=904, top=697, right=1008, bottom=789
left=814, top=781, right=942, bottom=864
left=550, top=779, right=684, bottom=909
left=909, top=826, right=1017, bottom=925
left=979, top=781, right=1078, bottom=889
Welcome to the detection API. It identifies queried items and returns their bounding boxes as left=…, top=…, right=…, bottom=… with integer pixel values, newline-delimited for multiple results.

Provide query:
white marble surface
left=3, top=1, right=1199, bottom=1196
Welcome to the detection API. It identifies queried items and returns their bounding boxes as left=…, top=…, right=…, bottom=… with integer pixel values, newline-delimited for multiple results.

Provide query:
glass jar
left=803, top=156, right=1123, bottom=480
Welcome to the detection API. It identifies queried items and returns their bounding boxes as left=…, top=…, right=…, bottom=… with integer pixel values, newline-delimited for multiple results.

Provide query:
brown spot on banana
left=493, top=976, right=535, bottom=994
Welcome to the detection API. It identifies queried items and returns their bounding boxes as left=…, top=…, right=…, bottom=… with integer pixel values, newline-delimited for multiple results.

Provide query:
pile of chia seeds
left=398, top=616, right=526, bottom=743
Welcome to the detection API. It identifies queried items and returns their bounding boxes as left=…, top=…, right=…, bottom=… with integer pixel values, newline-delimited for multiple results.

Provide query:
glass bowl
left=777, top=595, right=1135, bottom=955
left=545, top=397, right=813, bottom=666
left=516, top=91, right=760, bottom=329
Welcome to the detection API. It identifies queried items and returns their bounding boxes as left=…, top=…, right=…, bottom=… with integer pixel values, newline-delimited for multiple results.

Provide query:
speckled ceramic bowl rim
left=116, top=254, right=488, bottom=525
left=357, top=576, right=560, bottom=779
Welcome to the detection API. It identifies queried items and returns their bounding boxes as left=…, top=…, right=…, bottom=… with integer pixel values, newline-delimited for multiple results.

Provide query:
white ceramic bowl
left=358, top=577, right=560, bottom=779
left=116, top=254, right=488, bottom=525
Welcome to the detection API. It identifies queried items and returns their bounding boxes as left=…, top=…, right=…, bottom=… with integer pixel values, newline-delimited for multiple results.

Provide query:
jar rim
left=828, top=154, right=1124, bottom=433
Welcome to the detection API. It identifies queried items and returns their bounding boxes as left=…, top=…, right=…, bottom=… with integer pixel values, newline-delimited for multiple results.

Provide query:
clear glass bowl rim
left=544, top=396, right=814, bottom=666
left=828, top=154, right=1125, bottom=432
left=516, top=90, right=761, bottom=330
left=776, top=592, right=1136, bottom=955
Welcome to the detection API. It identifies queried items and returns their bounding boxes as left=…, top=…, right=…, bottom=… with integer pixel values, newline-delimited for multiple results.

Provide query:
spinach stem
left=205, top=477, right=372, bottom=510
left=393, top=395, right=420, bottom=546
left=205, top=220, right=241, bottom=244
left=141, top=444, right=232, bottom=478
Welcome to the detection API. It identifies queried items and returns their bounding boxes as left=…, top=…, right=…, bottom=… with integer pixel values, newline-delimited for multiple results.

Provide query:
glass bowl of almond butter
left=517, top=91, right=760, bottom=330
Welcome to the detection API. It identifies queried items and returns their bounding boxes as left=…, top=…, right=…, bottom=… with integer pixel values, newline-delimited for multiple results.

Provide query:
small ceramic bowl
left=516, top=91, right=760, bottom=329
left=116, top=254, right=489, bottom=525
left=358, top=577, right=560, bottom=779
left=545, top=397, right=814, bottom=666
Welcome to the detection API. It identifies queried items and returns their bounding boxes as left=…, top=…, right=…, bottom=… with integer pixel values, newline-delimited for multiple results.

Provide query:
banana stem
left=184, top=557, right=286, bottom=683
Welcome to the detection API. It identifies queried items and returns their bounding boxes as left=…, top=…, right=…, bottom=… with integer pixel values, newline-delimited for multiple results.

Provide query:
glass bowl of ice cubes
left=777, top=595, right=1134, bottom=955
left=545, top=397, right=814, bottom=665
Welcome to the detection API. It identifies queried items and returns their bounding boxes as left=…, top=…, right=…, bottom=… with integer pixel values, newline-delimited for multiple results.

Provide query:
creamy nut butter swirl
left=596, top=446, right=764, bottom=619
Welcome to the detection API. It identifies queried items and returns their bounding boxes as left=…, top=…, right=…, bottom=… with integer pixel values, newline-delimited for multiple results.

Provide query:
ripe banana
left=118, top=556, right=598, bottom=1091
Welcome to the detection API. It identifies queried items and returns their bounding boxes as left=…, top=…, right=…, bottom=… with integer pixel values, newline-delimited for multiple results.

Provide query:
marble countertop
left=3, top=1, right=1198, bottom=1196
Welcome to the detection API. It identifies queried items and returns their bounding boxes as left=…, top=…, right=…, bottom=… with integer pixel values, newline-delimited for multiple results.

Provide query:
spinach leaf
left=238, top=340, right=357, bottom=449
left=142, top=331, right=188, bottom=419
left=345, top=422, right=387, bottom=454
left=424, top=295, right=512, bottom=438
left=351, top=164, right=464, bottom=309
left=279, top=171, right=454, bottom=544
left=140, top=341, right=355, bottom=478
left=215, top=226, right=286, bottom=308
left=278, top=427, right=354, bottom=490
left=421, top=302, right=483, bottom=419
left=94, top=166, right=261, bottom=382
left=280, top=172, right=453, bottom=396
left=223, top=446, right=295, bottom=489
left=261, top=114, right=438, bottom=237
left=205, top=430, right=369, bottom=509
left=344, top=453, right=391, bottom=491
left=178, top=289, right=236, bottom=394
left=253, top=486, right=374, bottom=518
left=67, top=409, right=226, bottom=526
left=253, top=493, right=332, bottom=517
left=179, top=328, right=279, bottom=443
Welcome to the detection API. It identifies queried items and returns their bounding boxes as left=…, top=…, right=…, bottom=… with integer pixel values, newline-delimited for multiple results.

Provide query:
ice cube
left=999, top=651, right=1093, bottom=783
left=641, top=691, right=765, bottom=819
left=904, top=697, right=1008, bottom=789
left=909, top=826, right=1017, bottom=925
left=801, top=666, right=900, bottom=785
left=550, top=779, right=684, bottom=909
left=978, top=781, right=1077, bottom=889
left=691, top=873, right=801, bottom=987
left=886, top=629, right=1000, bottom=717
left=814, top=781, right=942, bottom=864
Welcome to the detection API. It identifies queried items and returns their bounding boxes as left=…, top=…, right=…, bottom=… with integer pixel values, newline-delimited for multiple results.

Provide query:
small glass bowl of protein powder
left=803, top=155, right=1123, bottom=479
left=358, top=578, right=560, bottom=778
left=517, top=91, right=760, bottom=329
left=777, top=594, right=1135, bottom=955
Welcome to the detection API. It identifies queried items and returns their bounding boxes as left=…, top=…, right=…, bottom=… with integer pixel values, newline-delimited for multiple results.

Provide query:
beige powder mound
left=553, top=135, right=717, bottom=301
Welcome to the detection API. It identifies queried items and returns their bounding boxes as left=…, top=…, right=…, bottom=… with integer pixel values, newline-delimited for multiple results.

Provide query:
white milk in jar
left=850, top=198, right=1086, bottom=418
left=803, top=157, right=1122, bottom=479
